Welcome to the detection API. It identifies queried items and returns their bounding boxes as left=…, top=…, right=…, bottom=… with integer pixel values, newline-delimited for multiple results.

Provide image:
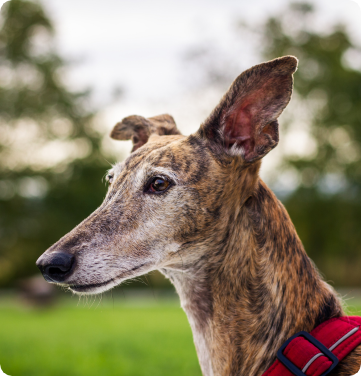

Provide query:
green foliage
left=262, top=3, right=361, bottom=188
left=285, top=190, right=361, bottom=285
left=0, top=0, right=113, bottom=286
left=1, top=0, right=360, bottom=288
left=0, top=0, right=53, bottom=62
left=257, top=2, right=361, bottom=285
left=0, top=0, right=170, bottom=289
left=0, top=0, right=91, bottom=130
left=0, top=300, right=201, bottom=376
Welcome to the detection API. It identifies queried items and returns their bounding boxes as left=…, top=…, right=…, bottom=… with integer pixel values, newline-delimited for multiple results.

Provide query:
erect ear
left=110, top=114, right=181, bottom=152
left=199, top=56, right=298, bottom=163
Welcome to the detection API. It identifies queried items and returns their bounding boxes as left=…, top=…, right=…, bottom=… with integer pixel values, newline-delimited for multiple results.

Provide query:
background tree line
left=261, top=3, right=361, bottom=286
left=0, top=0, right=360, bottom=288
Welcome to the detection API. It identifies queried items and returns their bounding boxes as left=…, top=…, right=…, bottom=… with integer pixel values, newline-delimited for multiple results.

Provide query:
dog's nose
left=36, top=252, right=75, bottom=283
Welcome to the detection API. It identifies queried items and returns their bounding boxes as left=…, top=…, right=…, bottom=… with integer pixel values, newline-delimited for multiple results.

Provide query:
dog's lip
left=67, top=262, right=151, bottom=292
left=69, top=278, right=114, bottom=292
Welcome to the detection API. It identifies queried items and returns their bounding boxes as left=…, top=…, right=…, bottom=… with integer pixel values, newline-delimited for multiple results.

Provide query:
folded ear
left=110, top=114, right=181, bottom=152
left=199, top=56, right=298, bottom=163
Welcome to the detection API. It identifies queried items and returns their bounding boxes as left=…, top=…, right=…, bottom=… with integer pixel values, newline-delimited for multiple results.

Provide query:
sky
left=3, top=0, right=361, bottom=184
left=40, top=0, right=361, bottom=128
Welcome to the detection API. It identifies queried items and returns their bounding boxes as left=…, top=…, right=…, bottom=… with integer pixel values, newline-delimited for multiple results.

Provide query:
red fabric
left=262, top=316, right=361, bottom=376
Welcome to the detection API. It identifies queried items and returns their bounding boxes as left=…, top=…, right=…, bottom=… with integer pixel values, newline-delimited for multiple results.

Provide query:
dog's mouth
left=66, top=262, right=151, bottom=295
left=69, top=278, right=115, bottom=293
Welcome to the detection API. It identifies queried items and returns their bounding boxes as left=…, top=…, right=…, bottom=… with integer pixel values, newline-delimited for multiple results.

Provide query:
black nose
left=36, top=252, right=75, bottom=283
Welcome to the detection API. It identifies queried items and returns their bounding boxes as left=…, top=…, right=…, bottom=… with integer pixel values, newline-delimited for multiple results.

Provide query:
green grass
left=0, top=295, right=360, bottom=376
left=0, top=296, right=201, bottom=376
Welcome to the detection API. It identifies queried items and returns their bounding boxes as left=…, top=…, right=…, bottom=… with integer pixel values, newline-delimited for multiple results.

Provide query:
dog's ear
left=198, top=56, right=298, bottom=163
left=111, top=114, right=181, bottom=152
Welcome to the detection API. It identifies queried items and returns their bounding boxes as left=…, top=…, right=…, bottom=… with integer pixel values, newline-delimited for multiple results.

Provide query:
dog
left=37, top=56, right=361, bottom=376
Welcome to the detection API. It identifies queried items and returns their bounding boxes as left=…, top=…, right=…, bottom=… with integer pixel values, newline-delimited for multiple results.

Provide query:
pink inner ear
left=224, top=100, right=255, bottom=156
left=223, top=77, right=277, bottom=158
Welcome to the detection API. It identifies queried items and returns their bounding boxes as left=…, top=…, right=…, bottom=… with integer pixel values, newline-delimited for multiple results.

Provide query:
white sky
left=38, top=0, right=361, bottom=183
left=42, top=0, right=361, bottom=117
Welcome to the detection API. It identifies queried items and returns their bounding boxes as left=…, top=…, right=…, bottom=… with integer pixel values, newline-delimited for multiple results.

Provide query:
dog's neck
left=162, top=179, right=343, bottom=376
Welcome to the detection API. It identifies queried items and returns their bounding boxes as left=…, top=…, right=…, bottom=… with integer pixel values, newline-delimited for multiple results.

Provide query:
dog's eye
left=147, top=177, right=171, bottom=193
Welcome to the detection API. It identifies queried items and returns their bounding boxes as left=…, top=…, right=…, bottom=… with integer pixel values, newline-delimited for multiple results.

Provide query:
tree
left=0, top=0, right=113, bottom=286
left=257, top=3, right=361, bottom=286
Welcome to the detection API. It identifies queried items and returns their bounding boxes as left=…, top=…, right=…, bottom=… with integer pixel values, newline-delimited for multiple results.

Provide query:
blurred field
left=0, top=294, right=201, bottom=376
left=0, top=293, right=361, bottom=376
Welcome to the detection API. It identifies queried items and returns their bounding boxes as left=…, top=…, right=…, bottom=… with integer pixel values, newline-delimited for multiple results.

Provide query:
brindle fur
left=37, top=56, right=361, bottom=376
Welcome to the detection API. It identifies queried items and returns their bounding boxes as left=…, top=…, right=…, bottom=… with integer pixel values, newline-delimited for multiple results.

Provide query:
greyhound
left=37, top=56, right=361, bottom=376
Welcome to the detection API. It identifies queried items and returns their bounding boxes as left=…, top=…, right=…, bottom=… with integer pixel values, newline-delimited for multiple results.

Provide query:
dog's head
left=36, top=56, right=297, bottom=294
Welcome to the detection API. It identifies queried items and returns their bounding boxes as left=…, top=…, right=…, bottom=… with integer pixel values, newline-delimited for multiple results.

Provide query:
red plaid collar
left=262, top=316, right=361, bottom=376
